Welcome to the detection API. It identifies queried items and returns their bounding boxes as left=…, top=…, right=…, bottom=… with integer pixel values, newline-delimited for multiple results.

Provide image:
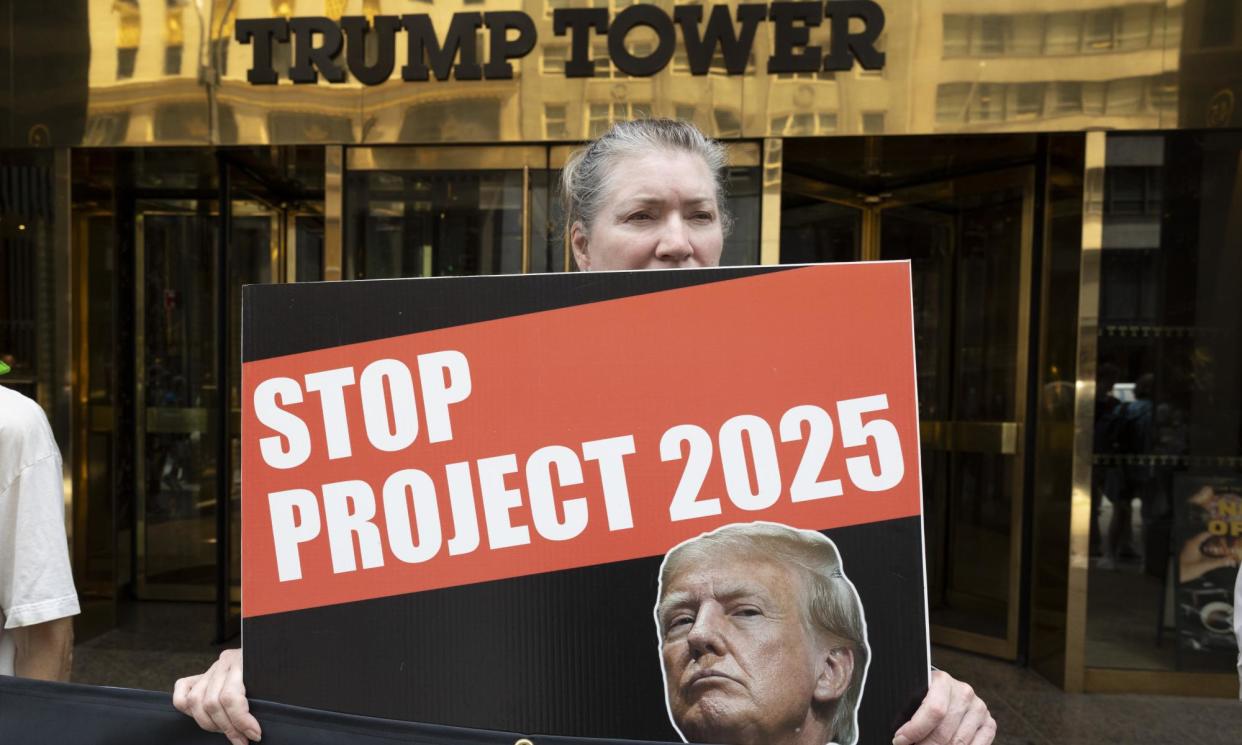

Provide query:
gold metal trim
left=269, top=212, right=282, bottom=283
left=1065, top=130, right=1107, bottom=693
left=52, top=149, right=74, bottom=541
left=71, top=200, right=91, bottom=581
left=1083, top=668, right=1239, bottom=698
left=930, top=625, right=1013, bottom=660
left=324, top=146, right=343, bottom=281
left=918, top=421, right=1022, bottom=455
left=521, top=165, right=531, bottom=273
left=348, top=146, right=548, bottom=172
left=285, top=212, right=297, bottom=282
left=145, top=407, right=209, bottom=433
left=760, top=138, right=781, bottom=265
left=860, top=209, right=880, bottom=261
left=1005, top=164, right=1039, bottom=660
left=134, top=214, right=147, bottom=597
left=725, top=142, right=761, bottom=168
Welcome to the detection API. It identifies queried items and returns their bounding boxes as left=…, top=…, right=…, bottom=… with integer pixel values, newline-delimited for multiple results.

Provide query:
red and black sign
left=241, top=264, right=929, bottom=745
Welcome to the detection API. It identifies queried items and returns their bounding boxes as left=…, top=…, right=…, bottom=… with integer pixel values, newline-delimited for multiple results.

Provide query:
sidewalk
left=934, top=647, right=1242, bottom=745
left=72, top=602, right=1242, bottom=744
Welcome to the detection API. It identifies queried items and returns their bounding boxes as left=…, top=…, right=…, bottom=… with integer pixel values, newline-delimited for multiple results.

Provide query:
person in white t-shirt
left=0, top=359, right=80, bottom=680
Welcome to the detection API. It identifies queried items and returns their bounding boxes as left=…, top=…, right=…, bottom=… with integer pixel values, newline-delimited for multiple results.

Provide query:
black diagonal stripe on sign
left=244, top=517, right=928, bottom=745
left=242, top=266, right=794, bottom=362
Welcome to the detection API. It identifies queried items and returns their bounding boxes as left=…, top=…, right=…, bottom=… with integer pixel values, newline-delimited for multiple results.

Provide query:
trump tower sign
left=241, top=264, right=929, bottom=745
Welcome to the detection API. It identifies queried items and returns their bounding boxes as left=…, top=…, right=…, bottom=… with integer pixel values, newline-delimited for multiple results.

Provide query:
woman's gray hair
left=561, top=118, right=733, bottom=236
left=658, top=522, right=871, bottom=745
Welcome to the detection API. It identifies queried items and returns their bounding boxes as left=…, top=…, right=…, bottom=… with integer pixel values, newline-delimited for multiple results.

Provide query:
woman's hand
left=173, top=649, right=260, bottom=745
left=892, top=669, right=995, bottom=745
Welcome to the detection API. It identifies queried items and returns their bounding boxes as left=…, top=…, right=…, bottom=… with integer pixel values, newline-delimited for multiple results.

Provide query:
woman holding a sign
left=174, top=119, right=996, bottom=745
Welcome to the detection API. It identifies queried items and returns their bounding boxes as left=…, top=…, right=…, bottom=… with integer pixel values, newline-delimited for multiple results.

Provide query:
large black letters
left=673, top=4, right=767, bottom=76
left=238, top=2, right=889, bottom=85
left=236, top=19, right=289, bottom=85
left=483, top=12, right=538, bottom=80
left=402, top=13, right=483, bottom=82
left=823, top=0, right=886, bottom=71
left=608, top=5, right=676, bottom=77
left=342, top=15, right=399, bottom=86
left=553, top=8, right=609, bottom=78
left=289, top=17, right=345, bottom=84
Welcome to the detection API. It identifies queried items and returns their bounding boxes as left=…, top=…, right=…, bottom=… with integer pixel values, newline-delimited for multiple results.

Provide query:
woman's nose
left=654, top=215, right=694, bottom=263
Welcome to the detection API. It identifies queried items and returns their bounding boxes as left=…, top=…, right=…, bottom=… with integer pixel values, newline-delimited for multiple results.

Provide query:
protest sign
left=241, top=264, right=930, bottom=745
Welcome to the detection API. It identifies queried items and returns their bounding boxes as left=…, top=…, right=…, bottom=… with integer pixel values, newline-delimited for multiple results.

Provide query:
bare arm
left=11, top=616, right=74, bottom=681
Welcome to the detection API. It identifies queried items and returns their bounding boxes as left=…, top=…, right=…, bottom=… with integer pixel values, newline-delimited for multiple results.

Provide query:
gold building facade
left=1, top=0, right=1241, bottom=700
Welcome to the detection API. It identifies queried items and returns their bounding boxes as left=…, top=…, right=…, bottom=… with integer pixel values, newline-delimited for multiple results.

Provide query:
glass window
left=345, top=169, right=525, bottom=279
left=976, top=16, right=1007, bottom=55
left=671, top=51, right=691, bottom=75
left=592, top=42, right=613, bottom=78
left=1085, top=9, right=1117, bottom=50
left=1045, top=12, right=1083, bottom=54
left=937, top=83, right=971, bottom=123
left=943, top=15, right=969, bottom=57
left=1088, top=132, right=1242, bottom=676
left=818, top=112, right=838, bottom=132
left=1106, top=78, right=1144, bottom=116
left=544, top=104, right=568, bottom=139
left=970, top=83, right=1005, bottom=123
left=541, top=45, right=566, bottom=75
left=1009, top=14, right=1044, bottom=55
left=1054, top=82, right=1084, bottom=114
left=1083, top=82, right=1107, bottom=116
left=862, top=111, right=886, bottom=134
left=1013, top=83, right=1045, bottom=118
left=713, top=108, right=741, bottom=137
left=1117, top=5, right=1154, bottom=50
left=1149, top=74, right=1178, bottom=112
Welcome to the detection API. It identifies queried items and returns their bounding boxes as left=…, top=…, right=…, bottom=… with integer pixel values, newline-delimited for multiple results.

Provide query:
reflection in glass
left=882, top=176, right=1030, bottom=643
left=1087, top=131, right=1242, bottom=674
left=346, top=170, right=525, bottom=279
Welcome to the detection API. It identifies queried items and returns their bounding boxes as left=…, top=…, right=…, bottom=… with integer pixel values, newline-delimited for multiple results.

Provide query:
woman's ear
left=570, top=222, right=591, bottom=271
left=813, top=646, right=855, bottom=705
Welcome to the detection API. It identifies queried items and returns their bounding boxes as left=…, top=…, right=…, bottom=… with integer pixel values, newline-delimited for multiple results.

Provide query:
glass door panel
left=135, top=198, right=274, bottom=604
left=136, top=201, right=219, bottom=600
left=880, top=168, right=1035, bottom=659
left=345, top=147, right=543, bottom=280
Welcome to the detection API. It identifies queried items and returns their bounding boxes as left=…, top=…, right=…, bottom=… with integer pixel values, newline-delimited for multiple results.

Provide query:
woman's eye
left=732, top=607, right=762, bottom=618
left=627, top=212, right=653, bottom=223
left=691, top=212, right=715, bottom=223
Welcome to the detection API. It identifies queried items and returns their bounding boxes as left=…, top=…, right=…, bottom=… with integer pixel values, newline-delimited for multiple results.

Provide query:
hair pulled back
left=560, top=118, right=732, bottom=236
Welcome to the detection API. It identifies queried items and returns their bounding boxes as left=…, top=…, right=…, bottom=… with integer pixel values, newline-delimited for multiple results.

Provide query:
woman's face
left=572, top=150, right=725, bottom=271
